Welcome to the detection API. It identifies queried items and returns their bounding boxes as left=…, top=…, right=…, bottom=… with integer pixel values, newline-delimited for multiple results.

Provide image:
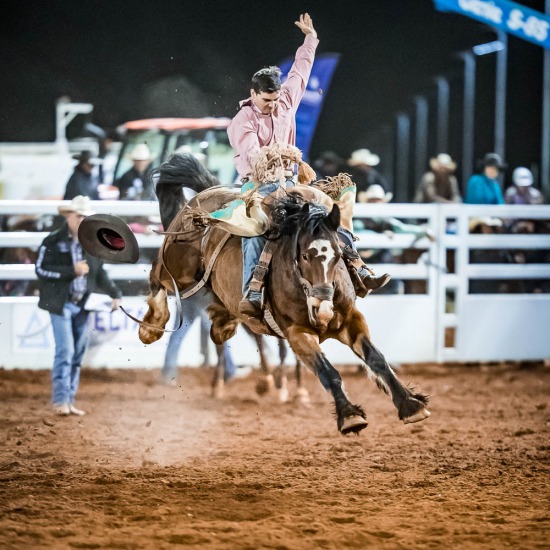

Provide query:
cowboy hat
left=131, top=143, right=155, bottom=161
left=362, top=184, right=393, bottom=203
left=469, top=216, right=503, bottom=232
left=429, top=153, right=456, bottom=172
left=347, top=148, right=380, bottom=167
left=72, top=150, right=102, bottom=166
left=512, top=166, right=533, bottom=187
left=58, top=195, right=96, bottom=217
left=477, top=152, right=507, bottom=170
left=78, top=214, right=140, bottom=263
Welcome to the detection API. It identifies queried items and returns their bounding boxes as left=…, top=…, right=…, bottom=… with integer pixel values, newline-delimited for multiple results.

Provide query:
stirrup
left=238, top=290, right=263, bottom=318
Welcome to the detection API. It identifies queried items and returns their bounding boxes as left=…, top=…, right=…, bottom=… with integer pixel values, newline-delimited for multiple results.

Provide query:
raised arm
left=294, top=12, right=317, bottom=38
left=282, top=13, right=320, bottom=109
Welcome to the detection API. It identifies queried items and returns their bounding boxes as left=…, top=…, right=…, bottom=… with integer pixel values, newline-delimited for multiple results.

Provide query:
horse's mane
left=154, top=152, right=219, bottom=230
left=266, top=193, right=332, bottom=240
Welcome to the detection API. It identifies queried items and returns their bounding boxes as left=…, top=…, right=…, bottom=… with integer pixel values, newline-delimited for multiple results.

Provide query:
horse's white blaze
left=309, top=239, right=335, bottom=282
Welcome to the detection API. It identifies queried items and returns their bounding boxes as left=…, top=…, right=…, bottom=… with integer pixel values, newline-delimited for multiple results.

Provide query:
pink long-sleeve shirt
left=227, top=34, right=319, bottom=180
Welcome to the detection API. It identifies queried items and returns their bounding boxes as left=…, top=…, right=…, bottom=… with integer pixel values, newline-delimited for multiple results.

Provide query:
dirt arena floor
left=0, top=361, right=549, bottom=549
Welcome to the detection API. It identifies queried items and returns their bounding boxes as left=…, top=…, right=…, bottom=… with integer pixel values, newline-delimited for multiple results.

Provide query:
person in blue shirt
left=464, top=152, right=506, bottom=204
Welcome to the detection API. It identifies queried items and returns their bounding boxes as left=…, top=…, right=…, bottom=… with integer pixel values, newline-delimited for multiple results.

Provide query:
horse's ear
left=326, top=203, right=341, bottom=231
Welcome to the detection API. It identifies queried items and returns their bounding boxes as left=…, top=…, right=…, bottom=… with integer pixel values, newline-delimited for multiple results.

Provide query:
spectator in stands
left=505, top=167, right=544, bottom=205
left=468, top=217, right=517, bottom=293
left=356, top=184, right=435, bottom=241
left=347, top=148, right=390, bottom=198
left=35, top=196, right=122, bottom=416
left=114, top=143, right=156, bottom=200
left=355, top=184, right=435, bottom=293
left=313, top=150, right=346, bottom=179
left=162, top=288, right=251, bottom=386
left=414, top=153, right=462, bottom=203
left=63, top=151, right=101, bottom=200
left=464, top=153, right=506, bottom=205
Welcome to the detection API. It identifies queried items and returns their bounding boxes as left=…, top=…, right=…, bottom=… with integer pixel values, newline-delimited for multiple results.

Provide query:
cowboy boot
left=343, top=257, right=391, bottom=298
left=238, top=290, right=263, bottom=318
left=239, top=236, right=265, bottom=319
left=338, top=228, right=391, bottom=297
left=356, top=266, right=392, bottom=295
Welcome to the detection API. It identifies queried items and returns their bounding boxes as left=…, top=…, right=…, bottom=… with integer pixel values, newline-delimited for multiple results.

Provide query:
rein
left=120, top=229, right=231, bottom=334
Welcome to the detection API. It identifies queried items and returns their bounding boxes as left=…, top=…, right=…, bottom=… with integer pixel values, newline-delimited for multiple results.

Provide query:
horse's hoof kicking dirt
left=341, top=415, right=368, bottom=435
left=403, top=408, right=431, bottom=424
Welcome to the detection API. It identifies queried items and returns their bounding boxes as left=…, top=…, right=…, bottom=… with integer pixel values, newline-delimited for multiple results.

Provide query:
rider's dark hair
left=252, top=66, right=282, bottom=93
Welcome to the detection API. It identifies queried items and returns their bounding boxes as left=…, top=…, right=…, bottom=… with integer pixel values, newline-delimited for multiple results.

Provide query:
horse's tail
left=154, top=152, right=219, bottom=230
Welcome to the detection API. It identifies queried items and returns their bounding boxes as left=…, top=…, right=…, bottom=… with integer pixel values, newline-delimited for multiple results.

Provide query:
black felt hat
left=78, top=214, right=139, bottom=264
left=477, top=152, right=508, bottom=171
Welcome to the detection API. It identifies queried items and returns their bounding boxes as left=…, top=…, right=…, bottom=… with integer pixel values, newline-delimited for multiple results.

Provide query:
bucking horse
left=81, top=146, right=430, bottom=435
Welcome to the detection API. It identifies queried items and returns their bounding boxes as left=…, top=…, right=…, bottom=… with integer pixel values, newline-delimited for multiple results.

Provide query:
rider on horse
left=227, top=13, right=390, bottom=319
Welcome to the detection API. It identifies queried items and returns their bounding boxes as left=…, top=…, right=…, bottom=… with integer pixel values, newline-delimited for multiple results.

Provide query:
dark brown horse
left=140, top=181, right=430, bottom=434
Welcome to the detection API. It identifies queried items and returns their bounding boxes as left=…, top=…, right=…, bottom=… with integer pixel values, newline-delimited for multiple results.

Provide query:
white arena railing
left=0, top=199, right=549, bottom=369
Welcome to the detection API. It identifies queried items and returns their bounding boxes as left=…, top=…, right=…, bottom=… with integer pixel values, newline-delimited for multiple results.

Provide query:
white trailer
left=0, top=99, right=100, bottom=200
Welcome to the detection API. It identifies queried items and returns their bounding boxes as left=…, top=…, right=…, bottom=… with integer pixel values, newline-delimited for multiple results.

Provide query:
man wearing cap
left=63, top=151, right=101, bottom=200
left=505, top=167, right=544, bottom=205
left=347, top=148, right=390, bottom=196
left=114, top=143, right=156, bottom=200
left=464, top=153, right=506, bottom=205
left=35, top=195, right=122, bottom=416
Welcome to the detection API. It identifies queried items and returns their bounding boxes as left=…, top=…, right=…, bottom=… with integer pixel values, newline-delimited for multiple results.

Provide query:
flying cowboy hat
left=78, top=214, right=140, bottom=263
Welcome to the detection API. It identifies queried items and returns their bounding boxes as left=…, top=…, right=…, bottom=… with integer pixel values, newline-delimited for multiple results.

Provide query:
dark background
left=0, top=0, right=545, bottom=188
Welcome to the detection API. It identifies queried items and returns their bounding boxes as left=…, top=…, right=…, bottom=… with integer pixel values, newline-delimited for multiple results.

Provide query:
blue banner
left=279, top=53, right=340, bottom=161
left=434, top=0, right=550, bottom=49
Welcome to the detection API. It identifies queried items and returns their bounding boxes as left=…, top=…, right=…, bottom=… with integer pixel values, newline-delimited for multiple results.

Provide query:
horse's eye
left=301, top=254, right=308, bottom=261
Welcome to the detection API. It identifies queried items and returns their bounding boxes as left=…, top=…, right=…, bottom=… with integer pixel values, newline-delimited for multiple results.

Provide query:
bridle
left=292, top=227, right=336, bottom=330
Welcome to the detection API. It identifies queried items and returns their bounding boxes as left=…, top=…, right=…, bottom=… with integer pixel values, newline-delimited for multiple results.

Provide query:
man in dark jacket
left=35, top=195, right=121, bottom=416
left=114, top=143, right=156, bottom=200
left=63, top=151, right=101, bottom=200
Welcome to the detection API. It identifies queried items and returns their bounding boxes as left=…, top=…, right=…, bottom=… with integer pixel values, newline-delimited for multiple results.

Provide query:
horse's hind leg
left=211, top=344, right=226, bottom=399
left=294, top=358, right=310, bottom=406
left=287, top=326, right=367, bottom=435
left=341, top=309, right=430, bottom=424
left=274, top=339, right=289, bottom=403
left=253, top=333, right=275, bottom=397
left=281, top=338, right=310, bottom=406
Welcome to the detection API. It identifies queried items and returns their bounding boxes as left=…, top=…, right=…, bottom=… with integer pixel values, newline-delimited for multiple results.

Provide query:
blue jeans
left=162, top=288, right=236, bottom=381
left=241, top=180, right=294, bottom=295
left=49, top=302, right=90, bottom=405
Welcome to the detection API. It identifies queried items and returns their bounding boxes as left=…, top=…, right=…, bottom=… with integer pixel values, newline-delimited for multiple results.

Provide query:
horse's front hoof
left=340, top=415, right=368, bottom=435
left=403, top=408, right=431, bottom=424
